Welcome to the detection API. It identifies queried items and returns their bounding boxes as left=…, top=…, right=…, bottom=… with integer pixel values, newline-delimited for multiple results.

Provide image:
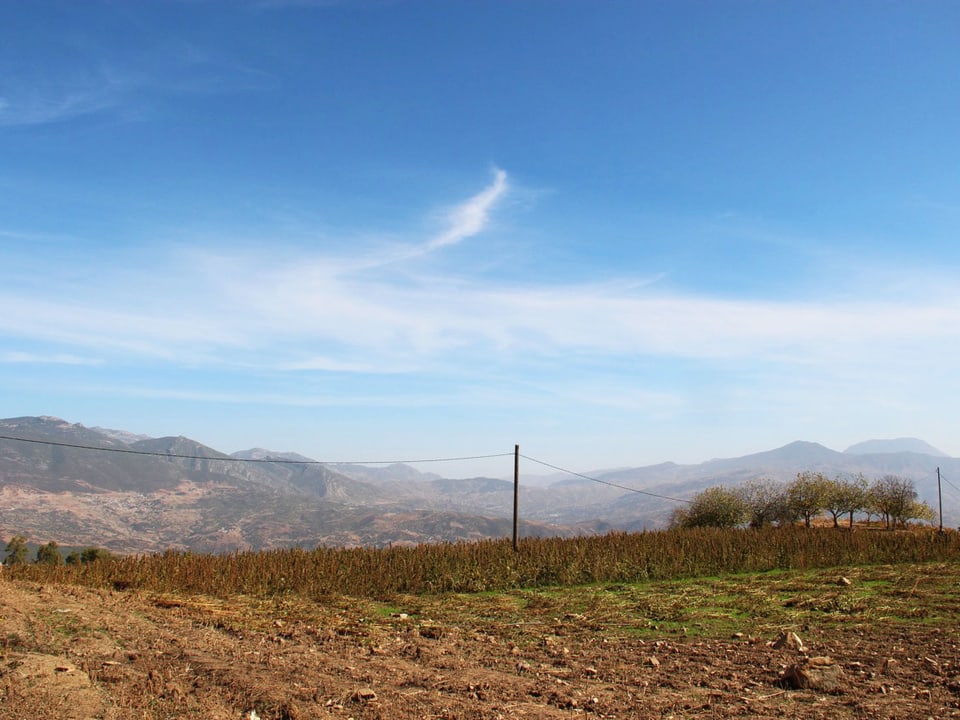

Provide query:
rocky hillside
left=0, top=417, right=570, bottom=553
left=1, top=416, right=956, bottom=553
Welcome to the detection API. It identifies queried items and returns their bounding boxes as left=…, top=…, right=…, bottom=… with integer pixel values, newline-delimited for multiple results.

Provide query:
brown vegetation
left=6, top=526, right=959, bottom=599
left=3, top=548, right=960, bottom=718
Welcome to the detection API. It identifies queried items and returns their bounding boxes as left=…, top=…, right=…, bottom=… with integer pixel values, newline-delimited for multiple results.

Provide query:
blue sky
left=2, top=1, right=960, bottom=477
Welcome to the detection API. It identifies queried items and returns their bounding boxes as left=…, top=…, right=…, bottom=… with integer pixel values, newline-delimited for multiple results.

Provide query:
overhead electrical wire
left=0, top=434, right=512, bottom=466
left=520, top=453, right=692, bottom=504
left=1, top=433, right=948, bottom=513
left=937, top=471, right=960, bottom=498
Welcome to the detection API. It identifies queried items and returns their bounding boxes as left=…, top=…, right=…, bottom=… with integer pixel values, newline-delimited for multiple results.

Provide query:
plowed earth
left=2, top=565, right=959, bottom=719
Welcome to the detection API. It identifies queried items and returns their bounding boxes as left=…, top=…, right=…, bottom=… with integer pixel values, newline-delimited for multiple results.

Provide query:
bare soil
left=2, top=567, right=959, bottom=719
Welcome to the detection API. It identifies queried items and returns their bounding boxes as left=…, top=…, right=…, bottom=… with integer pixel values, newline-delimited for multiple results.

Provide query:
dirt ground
left=1, top=576, right=959, bottom=720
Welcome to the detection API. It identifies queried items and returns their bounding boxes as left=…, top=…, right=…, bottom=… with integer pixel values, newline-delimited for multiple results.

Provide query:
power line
left=937, top=471, right=960, bottom=498
left=520, top=453, right=692, bottom=504
left=0, top=434, right=512, bottom=466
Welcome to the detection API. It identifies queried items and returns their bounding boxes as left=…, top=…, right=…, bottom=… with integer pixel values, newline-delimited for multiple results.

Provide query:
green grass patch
left=42, top=610, right=91, bottom=639
left=374, top=562, right=960, bottom=643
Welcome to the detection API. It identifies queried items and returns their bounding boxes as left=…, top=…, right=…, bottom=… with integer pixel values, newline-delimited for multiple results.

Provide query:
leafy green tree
left=870, top=475, right=928, bottom=528
left=823, top=474, right=868, bottom=528
left=870, top=475, right=911, bottom=529
left=80, top=547, right=112, bottom=563
left=36, top=541, right=64, bottom=565
left=671, top=486, right=748, bottom=528
left=65, top=550, right=82, bottom=565
left=909, top=499, right=937, bottom=525
left=4, top=535, right=29, bottom=565
left=737, top=479, right=788, bottom=528
left=786, top=471, right=831, bottom=527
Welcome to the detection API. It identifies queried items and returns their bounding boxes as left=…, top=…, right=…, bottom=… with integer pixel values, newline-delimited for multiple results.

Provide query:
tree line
left=2, top=536, right=112, bottom=566
left=670, top=472, right=935, bottom=530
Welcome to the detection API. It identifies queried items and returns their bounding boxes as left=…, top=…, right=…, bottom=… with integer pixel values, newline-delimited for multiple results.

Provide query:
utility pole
left=938, top=466, right=944, bottom=534
left=513, top=444, right=520, bottom=552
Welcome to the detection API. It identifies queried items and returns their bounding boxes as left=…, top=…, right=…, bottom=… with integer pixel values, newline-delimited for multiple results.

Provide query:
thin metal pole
left=938, top=466, right=944, bottom=533
left=513, top=444, right=520, bottom=552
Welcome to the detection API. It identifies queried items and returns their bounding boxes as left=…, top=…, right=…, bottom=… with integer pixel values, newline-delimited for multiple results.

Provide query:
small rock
left=646, top=656, right=661, bottom=668
left=837, top=577, right=852, bottom=586
left=418, top=624, right=444, bottom=640
left=781, top=656, right=844, bottom=692
left=584, top=666, right=598, bottom=677
left=353, top=687, right=377, bottom=703
left=772, top=631, right=806, bottom=653
left=731, top=632, right=744, bottom=639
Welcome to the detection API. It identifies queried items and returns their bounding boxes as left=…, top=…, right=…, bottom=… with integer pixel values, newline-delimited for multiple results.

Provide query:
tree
left=909, top=499, right=937, bottom=525
left=737, top=479, right=788, bottom=529
left=80, top=547, right=112, bottom=563
left=870, top=475, right=918, bottom=529
left=4, top=535, right=28, bottom=565
left=823, top=474, right=868, bottom=528
left=869, top=476, right=931, bottom=528
left=786, top=471, right=831, bottom=528
left=36, top=541, right=64, bottom=566
left=65, top=547, right=112, bottom=565
left=671, top=486, right=748, bottom=528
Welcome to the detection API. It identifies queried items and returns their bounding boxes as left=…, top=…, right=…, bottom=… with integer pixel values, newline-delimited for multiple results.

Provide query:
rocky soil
left=2, top=576, right=960, bottom=719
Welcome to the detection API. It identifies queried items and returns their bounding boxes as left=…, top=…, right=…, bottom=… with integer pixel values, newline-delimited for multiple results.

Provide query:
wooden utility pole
left=938, top=466, right=944, bottom=533
left=513, top=444, right=520, bottom=552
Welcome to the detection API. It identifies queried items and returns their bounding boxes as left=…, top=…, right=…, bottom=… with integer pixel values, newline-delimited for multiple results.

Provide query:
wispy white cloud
left=0, top=84, right=121, bottom=127
left=277, top=356, right=417, bottom=373
left=426, top=168, right=508, bottom=251
left=0, top=292, right=246, bottom=362
left=4, top=250, right=957, bottom=380
left=0, top=351, right=102, bottom=366
left=70, top=383, right=487, bottom=409
left=2, top=169, right=959, bottom=397
left=0, top=38, right=270, bottom=128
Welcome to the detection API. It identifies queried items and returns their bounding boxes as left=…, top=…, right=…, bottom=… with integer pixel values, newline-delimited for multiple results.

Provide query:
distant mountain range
left=844, top=438, right=948, bottom=457
left=0, top=416, right=955, bottom=554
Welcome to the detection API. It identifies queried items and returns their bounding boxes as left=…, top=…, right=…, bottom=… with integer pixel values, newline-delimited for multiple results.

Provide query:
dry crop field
left=2, top=529, right=960, bottom=719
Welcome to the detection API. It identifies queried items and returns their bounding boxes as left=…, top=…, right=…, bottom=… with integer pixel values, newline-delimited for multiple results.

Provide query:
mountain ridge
left=844, top=438, right=947, bottom=457
left=0, top=416, right=955, bottom=553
